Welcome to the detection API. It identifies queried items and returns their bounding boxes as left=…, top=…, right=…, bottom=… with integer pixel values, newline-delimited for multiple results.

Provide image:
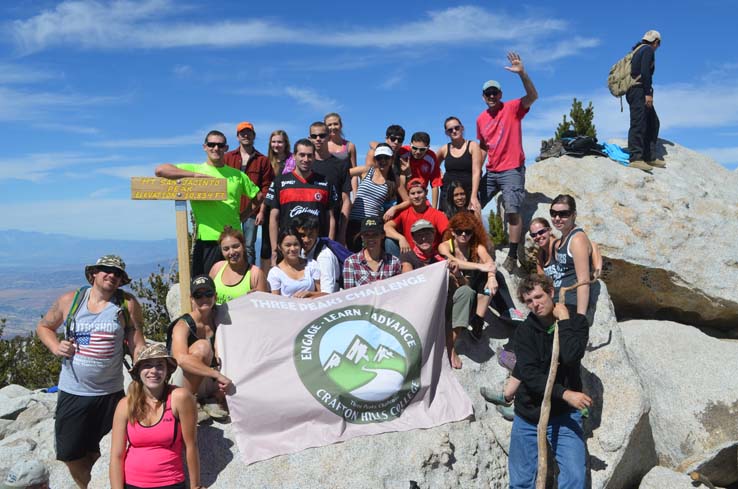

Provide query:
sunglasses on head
left=192, top=290, right=215, bottom=299
left=388, top=136, right=403, bottom=143
left=309, top=133, right=328, bottom=140
left=529, top=228, right=549, bottom=238
left=411, top=145, right=428, bottom=152
left=445, top=125, right=462, bottom=134
left=205, top=142, right=227, bottom=149
left=97, top=266, right=122, bottom=277
left=483, top=88, right=501, bottom=98
left=453, top=229, right=473, bottom=236
left=549, top=209, right=573, bottom=218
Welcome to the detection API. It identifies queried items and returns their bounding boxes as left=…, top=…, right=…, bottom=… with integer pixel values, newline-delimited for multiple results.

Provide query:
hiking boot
left=496, top=347, right=517, bottom=371
left=480, top=387, right=511, bottom=406
left=502, top=255, right=518, bottom=274
left=496, top=404, right=515, bottom=421
left=628, top=160, right=653, bottom=173
left=647, top=158, right=666, bottom=168
left=203, top=401, right=229, bottom=421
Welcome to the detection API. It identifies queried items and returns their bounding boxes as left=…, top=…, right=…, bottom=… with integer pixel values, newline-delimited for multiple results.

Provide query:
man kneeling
left=508, top=274, right=591, bottom=489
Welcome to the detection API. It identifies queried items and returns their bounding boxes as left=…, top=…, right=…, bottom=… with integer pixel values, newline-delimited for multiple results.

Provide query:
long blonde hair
left=267, top=130, right=291, bottom=173
left=126, top=364, right=172, bottom=424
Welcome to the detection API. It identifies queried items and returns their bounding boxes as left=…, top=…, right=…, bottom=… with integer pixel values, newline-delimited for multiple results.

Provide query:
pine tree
left=554, top=98, right=597, bottom=139
left=487, top=209, right=508, bottom=246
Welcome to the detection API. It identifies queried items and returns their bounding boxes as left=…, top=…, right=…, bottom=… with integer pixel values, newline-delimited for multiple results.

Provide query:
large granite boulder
left=638, top=466, right=700, bottom=489
left=621, top=320, right=738, bottom=487
left=523, top=139, right=738, bottom=336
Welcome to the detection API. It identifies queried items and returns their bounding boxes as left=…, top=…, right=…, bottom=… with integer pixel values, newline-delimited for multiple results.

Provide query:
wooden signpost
left=131, top=177, right=227, bottom=314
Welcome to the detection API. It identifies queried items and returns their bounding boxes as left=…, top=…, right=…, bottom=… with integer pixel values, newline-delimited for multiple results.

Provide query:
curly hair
left=442, top=211, right=488, bottom=262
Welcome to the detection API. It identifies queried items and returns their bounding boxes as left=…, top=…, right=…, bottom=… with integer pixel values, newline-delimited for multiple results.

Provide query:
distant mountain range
left=324, top=335, right=406, bottom=392
left=0, top=229, right=177, bottom=338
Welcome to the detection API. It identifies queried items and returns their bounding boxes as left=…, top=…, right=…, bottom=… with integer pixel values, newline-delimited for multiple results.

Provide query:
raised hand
left=504, top=51, right=525, bottom=74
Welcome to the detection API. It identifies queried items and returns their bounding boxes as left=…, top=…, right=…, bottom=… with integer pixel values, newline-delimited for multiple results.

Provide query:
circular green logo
left=294, top=305, right=422, bottom=424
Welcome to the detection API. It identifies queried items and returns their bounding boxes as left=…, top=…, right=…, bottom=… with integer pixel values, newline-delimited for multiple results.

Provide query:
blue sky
left=1, top=0, right=737, bottom=240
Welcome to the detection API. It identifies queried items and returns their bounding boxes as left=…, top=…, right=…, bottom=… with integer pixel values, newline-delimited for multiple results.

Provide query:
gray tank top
left=58, top=291, right=126, bottom=395
left=551, top=228, right=584, bottom=305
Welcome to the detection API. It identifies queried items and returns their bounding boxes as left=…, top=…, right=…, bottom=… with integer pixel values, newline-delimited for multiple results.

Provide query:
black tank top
left=443, top=141, right=473, bottom=188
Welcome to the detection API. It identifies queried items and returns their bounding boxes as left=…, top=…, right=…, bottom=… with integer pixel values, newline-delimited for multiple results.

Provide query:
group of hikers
left=28, top=31, right=663, bottom=489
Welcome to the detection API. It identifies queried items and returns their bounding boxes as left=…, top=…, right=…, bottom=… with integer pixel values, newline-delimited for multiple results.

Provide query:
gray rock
left=0, top=394, right=31, bottom=420
left=10, top=400, right=51, bottom=433
left=621, top=320, right=738, bottom=487
left=638, top=466, right=698, bottom=489
left=0, top=384, right=32, bottom=398
left=166, top=282, right=182, bottom=320
left=523, top=139, right=738, bottom=335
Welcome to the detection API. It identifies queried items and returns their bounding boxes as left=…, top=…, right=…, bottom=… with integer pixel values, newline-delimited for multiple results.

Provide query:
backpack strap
left=64, top=286, right=90, bottom=341
left=112, top=289, right=134, bottom=371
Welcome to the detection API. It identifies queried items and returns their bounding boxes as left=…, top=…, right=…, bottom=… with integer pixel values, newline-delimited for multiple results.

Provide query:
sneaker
left=647, top=158, right=666, bottom=168
left=508, top=308, right=526, bottom=322
left=628, top=160, right=653, bottom=173
left=203, top=401, right=229, bottom=421
left=496, top=347, right=517, bottom=372
left=502, top=255, right=518, bottom=274
left=480, top=387, right=511, bottom=406
left=197, top=406, right=211, bottom=424
left=496, top=404, right=515, bottom=421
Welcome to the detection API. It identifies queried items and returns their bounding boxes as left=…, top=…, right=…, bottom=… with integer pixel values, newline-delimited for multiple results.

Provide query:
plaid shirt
left=342, top=251, right=402, bottom=289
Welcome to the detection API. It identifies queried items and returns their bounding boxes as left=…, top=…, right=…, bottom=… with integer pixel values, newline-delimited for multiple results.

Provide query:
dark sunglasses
left=309, top=133, right=328, bottom=140
left=411, top=145, right=428, bottom=152
left=192, top=290, right=215, bottom=299
left=445, top=125, right=462, bottom=134
left=375, top=155, right=391, bottom=162
left=388, top=136, right=403, bottom=143
left=97, top=266, right=122, bottom=277
left=550, top=209, right=573, bottom=218
left=453, top=229, right=473, bottom=236
left=483, top=88, right=501, bottom=98
left=529, top=228, right=550, bottom=238
left=205, top=142, right=227, bottom=148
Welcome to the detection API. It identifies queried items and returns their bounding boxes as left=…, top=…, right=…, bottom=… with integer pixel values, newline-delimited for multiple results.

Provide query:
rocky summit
left=2, top=141, right=736, bottom=488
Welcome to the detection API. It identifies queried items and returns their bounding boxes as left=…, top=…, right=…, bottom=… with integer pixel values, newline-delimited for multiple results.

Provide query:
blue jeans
left=241, top=217, right=257, bottom=266
left=508, top=410, right=585, bottom=489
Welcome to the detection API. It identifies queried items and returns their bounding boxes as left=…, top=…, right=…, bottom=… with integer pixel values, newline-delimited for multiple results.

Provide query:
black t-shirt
left=313, top=156, right=352, bottom=195
left=264, top=170, right=339, bottom=236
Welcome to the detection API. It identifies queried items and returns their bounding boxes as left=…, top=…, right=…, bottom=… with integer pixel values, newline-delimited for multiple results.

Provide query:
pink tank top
left=124, top=389, right=185, bottom=487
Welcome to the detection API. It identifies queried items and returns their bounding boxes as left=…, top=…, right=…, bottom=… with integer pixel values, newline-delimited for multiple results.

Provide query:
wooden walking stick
left=535, top=278, right=597, bottom=489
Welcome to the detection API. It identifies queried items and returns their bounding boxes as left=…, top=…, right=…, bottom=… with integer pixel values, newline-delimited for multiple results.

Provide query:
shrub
left=554, top=98, right=597, bottom=139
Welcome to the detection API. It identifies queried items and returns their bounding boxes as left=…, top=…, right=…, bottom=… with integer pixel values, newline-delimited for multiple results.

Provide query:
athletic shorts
left=192, top=239, right=223, bottom=277
left=55, top=390, right=124, bottom=461
left=484, top=166, right=526, bottom=213
left=125, top=482, right=186, bottom=489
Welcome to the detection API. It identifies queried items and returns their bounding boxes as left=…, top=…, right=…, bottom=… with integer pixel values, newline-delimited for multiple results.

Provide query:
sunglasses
left=388, top=136, right=403, bottom=143
left=453, top=229, right=473, bottom=236
left=375, top=155, right=391, bottom=162
left=445, top=125, right=462, bottom=134
left=97, top=266, right=122, bottom=278
left=309, top=133, right=328, bottom=140
left=192, top=290, right=215, bottom=299
left=483, top=88, right=501, bottom=98
left=411, top=145, right=428, bottom=152
left=205, top=142, right=227, bottom=149
left=549, top=209, right=573, bottom=218
left=529, top=228, right=550, bottom=238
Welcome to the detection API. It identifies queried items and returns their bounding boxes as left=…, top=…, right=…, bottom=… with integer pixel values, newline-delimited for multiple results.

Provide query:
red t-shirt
left=392, top=204, right=449, bottom=251
left=476, top=98, right=530, bottom=172
left=399, top=146, right=443, bottom=188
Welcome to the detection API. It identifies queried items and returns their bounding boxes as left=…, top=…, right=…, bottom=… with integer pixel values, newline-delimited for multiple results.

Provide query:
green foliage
left=0, top=318, right=62, bottom=389
left=554, top=98, right=597, bottom=139
left=487, top=210, right=508, bottom=246
left=129, top=264, right=178, bottom=342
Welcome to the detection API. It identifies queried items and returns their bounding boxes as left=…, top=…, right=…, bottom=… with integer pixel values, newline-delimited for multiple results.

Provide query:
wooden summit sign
left=131, top=177, right=227, bottom=313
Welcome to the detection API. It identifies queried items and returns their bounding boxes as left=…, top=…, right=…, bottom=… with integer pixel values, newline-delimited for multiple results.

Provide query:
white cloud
left=284, top=87, right=340, bottom=112
left=694, top=146, right=738, bottom=167
left=33, top=122, right=100, bottom=134
left=96, top=165, right=158, bottom=179
left=0, top=86, right=121, bottom=122
left=11, top=2, right=592, bottom=58
left=0, top=198, right=176, bottom=240
left=0, top=63, right=58, bottom=84
left=172, top=64, right=192, bottom=77
left=378, top=72, right=405, bottom=90
left=0, top=153, right=123, bottom=182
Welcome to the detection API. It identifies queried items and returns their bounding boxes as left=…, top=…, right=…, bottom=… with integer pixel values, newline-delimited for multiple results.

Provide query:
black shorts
left=192, top=239, right=223, bottom=277
left=55, top=390, right=124, bottom=462
left=125, top=482, right=186, bottom=489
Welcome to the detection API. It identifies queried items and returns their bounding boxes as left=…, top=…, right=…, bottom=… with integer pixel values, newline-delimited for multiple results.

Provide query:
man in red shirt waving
left=477, top=52, right=538, bottom=274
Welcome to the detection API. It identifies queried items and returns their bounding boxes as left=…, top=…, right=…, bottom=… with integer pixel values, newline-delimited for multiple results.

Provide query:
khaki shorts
left=170, top=365, right=218, bottom=399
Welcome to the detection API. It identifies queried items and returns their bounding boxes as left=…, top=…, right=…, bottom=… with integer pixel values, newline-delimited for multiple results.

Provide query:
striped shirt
left=349, top=167, right=390, bottom=221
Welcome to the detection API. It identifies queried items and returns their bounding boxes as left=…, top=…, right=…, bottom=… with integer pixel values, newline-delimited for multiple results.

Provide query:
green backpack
left=607, top=44, right=648, bottom=109
left=64, top=286, right=134, bottom=370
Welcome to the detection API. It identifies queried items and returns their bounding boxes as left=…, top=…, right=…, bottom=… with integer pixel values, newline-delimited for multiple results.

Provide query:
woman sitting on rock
left=110, top=343, right=200, bottom=489
left=438, top=212, right=522, bottom=369
left=209, top=226, right=268, bottom=304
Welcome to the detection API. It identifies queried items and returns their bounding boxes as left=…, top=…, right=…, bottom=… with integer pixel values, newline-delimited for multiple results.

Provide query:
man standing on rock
left=506, top=274, right=591, bottom=489
left=36, top=255, right=146, bottom=489
left=627, top=30, right=664, bottom=172
left=477, top=51, right=538, bottom=274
